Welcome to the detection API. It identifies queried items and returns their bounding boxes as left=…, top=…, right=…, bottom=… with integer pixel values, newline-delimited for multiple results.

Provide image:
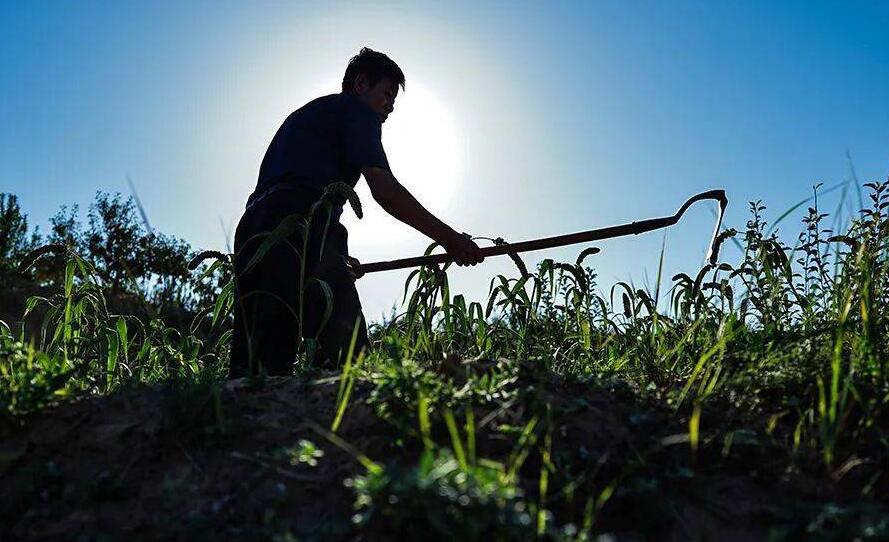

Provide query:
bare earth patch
left=0, top=366, right=857, bottom=541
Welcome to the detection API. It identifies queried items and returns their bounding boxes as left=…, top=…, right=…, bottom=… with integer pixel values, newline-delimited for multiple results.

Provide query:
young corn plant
left=238, top=182, right=362, bottom=369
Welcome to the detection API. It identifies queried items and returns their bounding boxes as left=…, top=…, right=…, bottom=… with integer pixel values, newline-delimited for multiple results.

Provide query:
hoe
left=355, top=189, right=728, bottom=275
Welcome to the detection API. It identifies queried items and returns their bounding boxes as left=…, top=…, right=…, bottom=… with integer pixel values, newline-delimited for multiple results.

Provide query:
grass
left=2, top=179, right=889, bottom=540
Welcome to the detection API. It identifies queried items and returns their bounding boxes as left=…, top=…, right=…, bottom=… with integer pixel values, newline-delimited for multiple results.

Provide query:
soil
left=0, top=365, right=862, bottom=541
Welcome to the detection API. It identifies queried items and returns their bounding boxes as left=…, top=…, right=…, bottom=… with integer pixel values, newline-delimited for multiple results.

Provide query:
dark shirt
left=250, top=93, right=390, bottom=210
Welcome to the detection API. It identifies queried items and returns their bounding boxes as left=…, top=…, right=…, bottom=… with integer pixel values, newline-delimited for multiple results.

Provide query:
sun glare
left=341, top=81, right=462, bottom=246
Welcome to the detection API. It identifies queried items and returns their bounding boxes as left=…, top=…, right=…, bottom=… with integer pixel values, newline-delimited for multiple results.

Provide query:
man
left=230, top=48, right=484, bottom=378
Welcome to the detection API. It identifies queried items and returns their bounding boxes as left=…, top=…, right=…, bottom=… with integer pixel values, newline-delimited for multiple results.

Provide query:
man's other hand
left=442, top=231, right=485, bottom=266
left=346, top=256, right=365, bottom=280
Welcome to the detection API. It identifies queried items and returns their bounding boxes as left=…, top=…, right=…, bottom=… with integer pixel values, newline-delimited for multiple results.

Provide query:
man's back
left=253, top=93, right=390, bottom=203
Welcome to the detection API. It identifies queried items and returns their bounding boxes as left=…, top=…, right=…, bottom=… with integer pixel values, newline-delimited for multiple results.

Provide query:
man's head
left=342, top=47, right=405, bottom=123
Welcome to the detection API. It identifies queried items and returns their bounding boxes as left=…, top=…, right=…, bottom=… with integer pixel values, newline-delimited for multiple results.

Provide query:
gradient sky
left=2, top=1, right=888, bottom=322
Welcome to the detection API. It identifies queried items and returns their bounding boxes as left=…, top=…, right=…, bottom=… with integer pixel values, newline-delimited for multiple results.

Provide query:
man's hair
left=342, top=47, right=406, bottom=94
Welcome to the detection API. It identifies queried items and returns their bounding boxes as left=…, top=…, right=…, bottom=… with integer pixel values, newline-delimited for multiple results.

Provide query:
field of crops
left=2, top=180, right=889, bottom=541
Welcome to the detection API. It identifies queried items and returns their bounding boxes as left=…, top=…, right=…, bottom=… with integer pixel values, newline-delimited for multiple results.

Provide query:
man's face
left=355, top=75, right=399, bottom=123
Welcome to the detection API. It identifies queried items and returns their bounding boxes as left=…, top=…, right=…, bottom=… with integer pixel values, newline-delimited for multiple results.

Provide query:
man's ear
left=353, top=73, right=369, bottom=95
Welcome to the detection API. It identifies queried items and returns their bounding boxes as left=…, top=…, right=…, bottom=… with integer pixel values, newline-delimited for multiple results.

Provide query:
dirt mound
left=0, top=369, right=824, bottom=541
left=1, top=375, right=388, bottom=541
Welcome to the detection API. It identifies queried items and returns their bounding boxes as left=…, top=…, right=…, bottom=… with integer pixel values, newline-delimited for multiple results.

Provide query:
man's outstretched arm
left=362, top=166, right=484, bottom=266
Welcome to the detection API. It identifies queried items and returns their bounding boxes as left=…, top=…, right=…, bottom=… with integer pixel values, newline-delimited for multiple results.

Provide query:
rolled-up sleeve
left=343, top=106, right=390, bottom=172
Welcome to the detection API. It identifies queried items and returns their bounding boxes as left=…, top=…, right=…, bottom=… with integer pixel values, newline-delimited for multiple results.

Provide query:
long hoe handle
left=356, top=189, right=727, bottom=275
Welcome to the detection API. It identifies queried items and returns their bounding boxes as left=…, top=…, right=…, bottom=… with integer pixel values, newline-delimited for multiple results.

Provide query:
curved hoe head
left=705, top=190, right=728, bottom=265
left=673, top=189, right=727, bottom=219
left=671, top=189, right=728, bottom=265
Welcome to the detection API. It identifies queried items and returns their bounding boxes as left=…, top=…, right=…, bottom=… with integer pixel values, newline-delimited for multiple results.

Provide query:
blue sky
left=2, top=1, right=888, bottom=321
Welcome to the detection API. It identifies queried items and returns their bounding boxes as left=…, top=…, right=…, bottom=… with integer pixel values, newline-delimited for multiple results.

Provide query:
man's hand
left=346, top=256, right=365, bottom=280
left=441, top=230, right=485, bottom=266
left=362, top=167, right=485, bottom=267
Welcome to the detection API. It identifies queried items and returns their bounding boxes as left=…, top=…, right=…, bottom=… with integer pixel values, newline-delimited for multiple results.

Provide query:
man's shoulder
left=286, top=93, right=372, bottom=122
left=286, top=93, right=334, bottom=116
left=299, top=93, right=360, bottom=112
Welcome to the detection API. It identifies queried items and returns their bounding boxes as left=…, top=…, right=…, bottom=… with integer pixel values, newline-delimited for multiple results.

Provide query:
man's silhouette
left=230, top=48, right=484, bottom=378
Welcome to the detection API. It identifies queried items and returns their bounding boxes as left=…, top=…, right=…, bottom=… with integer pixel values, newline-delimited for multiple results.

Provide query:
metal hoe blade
left=356, top=189, right=728, bottom=275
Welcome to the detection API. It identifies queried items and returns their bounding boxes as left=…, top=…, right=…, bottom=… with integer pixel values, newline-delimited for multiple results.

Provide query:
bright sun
left=341, top=81, right=462, bottom=246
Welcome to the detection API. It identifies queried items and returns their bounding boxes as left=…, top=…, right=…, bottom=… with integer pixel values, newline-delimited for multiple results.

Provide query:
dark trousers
left=229, top=190, right=368, bottom=378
